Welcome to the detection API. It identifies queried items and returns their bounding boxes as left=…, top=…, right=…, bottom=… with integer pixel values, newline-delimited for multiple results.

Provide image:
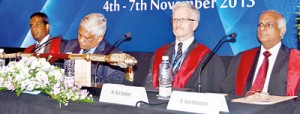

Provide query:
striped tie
left=172, top=42, right=183, bottom=75
left=82, top=49, right=90, bottom=54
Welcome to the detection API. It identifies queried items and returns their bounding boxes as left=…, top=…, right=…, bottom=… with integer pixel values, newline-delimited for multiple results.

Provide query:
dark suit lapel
left=73, top=45, right=81, bottom=53
left=184, top=40, right=199, bottom=62
left=93, top=40, right=106, bottom=54
left=165, top=40, right=198, bottom=64
left=71, top=40, right=81, bottom=53
left=268, top=45, right=290, bottom=95
left=245, top=48, right=260, bottom=94
left=164, top=42, right=175, bottom=63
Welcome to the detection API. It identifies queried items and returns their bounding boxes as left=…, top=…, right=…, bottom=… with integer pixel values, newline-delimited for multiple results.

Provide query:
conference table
left=0, top=87, right=298, bottom=114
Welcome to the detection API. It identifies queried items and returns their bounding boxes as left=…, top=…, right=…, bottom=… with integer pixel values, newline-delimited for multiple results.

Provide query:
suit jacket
left=146, top=40, right=225, bottom=93
left=63, top=39, right=124, bottom=84
left=221, top=45, right=300, bottom=96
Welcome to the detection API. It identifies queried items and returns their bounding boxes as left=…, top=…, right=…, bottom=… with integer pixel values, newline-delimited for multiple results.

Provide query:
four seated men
left=9, top=5, right=300, bottom=96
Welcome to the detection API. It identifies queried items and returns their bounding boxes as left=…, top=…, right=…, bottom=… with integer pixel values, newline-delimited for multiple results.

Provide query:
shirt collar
left=37, top=34, right=50, bottom=45
left=80, top=47, right=97, bottom=54
left=260, top=42, right=282, bottom=56
left=175, top=36, right=194, bottom=53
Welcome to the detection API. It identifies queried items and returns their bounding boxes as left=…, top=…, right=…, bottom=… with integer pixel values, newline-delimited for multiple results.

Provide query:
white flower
left=21, top=79, right=30, bottom=90
left=0, top=57, right=93, bottom=106
left=14, top=73, right=24, bottom=82
left=52, top=86, right=60, bottom=95
left=0, top=77, right=4, bottom=85
left=4, top=81, right=15, bottom=90
left=79, top=90, right=89, bottom=98
left=26, top=82, right=35, bottom=91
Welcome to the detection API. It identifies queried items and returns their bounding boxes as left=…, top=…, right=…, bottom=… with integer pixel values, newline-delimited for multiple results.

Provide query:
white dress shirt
left=175, top=36, right=194, bottom=56
left=252, top=42, right=282, bottom=93
left=79, top=47, right=97, bottom=54
left=36, top=34, right=50, bottom=53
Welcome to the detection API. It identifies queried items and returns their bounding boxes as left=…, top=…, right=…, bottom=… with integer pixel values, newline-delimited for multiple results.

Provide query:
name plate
left=99, top=84, right=148, bottom=106
left=74, top=59, right=91, bottom=86
left=167, top=91, right=228, bottom=114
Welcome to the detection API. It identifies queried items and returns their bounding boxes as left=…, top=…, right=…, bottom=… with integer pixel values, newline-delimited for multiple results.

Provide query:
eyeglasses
left=78, top=33, right=96, bottom=42
left=258, top=23, right=275, bottom=29
left=171, top=18, right=196, bottom=23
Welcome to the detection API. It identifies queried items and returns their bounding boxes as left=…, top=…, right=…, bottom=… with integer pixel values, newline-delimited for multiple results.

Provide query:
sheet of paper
left=232, top=95, right=297, bottom=105
left=74, top=59, right=91, bottom=87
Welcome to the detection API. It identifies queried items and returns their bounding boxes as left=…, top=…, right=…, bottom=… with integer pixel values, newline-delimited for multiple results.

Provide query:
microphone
left=211, top=32, right=237, bottom=53
left=31, top=36, right=61, bottom=53
left=105, top=32, right=131, bottom=55
left=196, top=32, right=237, bottom=92
left=229, top=33, right=237, bottom=39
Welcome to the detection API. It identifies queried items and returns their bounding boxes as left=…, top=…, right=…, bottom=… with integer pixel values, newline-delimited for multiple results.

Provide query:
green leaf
left=58, top=102, right=62, bottom=108
left=77, top=99, right=94, bottom=103
left=16, top=90, right=22, bottom=97
left=0, top=87, right=7, bottom=91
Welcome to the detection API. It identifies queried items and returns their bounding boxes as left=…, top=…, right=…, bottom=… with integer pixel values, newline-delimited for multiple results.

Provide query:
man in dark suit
left=24, top=12, right=67, bottom=54
left=24, top=12, right=67, bottom=66
left=63, top=13, right=124, bottom=84
left=221, top=10, right=300, bottom=96
left=145, top=2, right=225, bottom=93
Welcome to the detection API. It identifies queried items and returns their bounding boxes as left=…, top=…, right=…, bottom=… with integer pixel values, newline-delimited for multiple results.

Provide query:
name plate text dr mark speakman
left=99, top=84, right=148, bottom=106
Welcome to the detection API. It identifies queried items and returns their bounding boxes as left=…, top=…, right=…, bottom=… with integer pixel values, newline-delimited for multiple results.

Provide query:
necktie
left=249, top=51, right=272, bottom=93
left=82, top=49, right=90, bottom=54
left=172, top=42, right=183, bottom=75
left=34, top=44, right=42, bottom=53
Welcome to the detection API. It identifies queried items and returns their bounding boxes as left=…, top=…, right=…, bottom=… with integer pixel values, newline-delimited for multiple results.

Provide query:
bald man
left=221, top=10, right=300, bottom=96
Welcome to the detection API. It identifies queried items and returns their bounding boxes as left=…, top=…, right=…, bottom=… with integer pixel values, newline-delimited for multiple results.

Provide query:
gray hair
left=172, top=2, right=200, bottom=22
left=79, top=13, right=107, bottom=38
left=260, top=10, right=286, bottom=28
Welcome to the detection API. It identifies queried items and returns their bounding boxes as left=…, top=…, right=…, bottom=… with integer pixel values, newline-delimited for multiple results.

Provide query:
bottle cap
left=162, top=56, right=169, bottom=60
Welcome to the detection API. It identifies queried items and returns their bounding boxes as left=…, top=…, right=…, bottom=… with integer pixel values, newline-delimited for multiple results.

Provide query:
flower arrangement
left=0, top=57, right=93, bottom=107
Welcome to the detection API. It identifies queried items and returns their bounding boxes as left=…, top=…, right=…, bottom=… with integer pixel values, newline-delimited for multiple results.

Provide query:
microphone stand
left=32, top=36, right=61, bottom=53
left=105, top=36, right=129, bottom=55
left=94, top=35, right=131, bottom=86
left=196, top=36, right=233, bottom=92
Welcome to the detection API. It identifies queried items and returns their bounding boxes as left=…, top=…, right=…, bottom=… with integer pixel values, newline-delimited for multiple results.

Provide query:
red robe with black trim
left=152, top=44, right=210, bottom=88
left=235, top=48, right=300, bottom=96
left=23, top=36, right=62, bottom=62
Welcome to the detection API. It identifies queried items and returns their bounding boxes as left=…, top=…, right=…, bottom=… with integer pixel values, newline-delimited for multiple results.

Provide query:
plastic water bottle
left=64, top=52, right=75, bottom=83
left=64, top=60, right=75, bottom=77
left=0, top=49, right=5, bottom=69
left=158, top=56, right=172, bottom=100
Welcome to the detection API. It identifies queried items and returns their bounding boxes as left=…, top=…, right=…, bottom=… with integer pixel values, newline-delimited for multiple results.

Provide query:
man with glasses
left=63, top=13, right=124, bottom=84
left=221, top=10, right=300, bottom=96
left=145, top=2, right=225, bottom=93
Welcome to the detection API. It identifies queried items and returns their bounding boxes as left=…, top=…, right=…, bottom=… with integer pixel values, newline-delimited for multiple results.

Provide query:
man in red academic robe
left=221, top=10, right=300, bottom=96
left=23, top=12, right=67, bottom=64
left=145, top=2, right=225, bottom=93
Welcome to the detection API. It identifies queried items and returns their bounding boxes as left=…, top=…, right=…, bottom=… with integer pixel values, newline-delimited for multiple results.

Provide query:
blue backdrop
left=0, top=0, right=299, bottom=56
